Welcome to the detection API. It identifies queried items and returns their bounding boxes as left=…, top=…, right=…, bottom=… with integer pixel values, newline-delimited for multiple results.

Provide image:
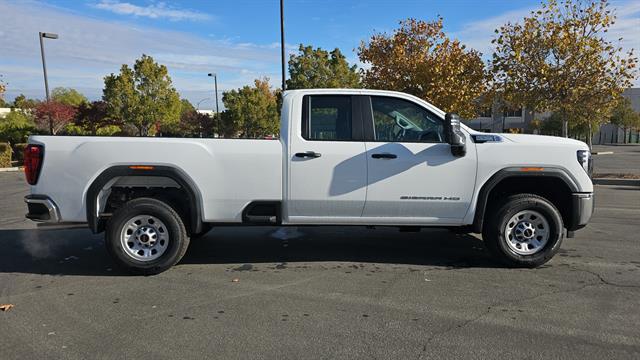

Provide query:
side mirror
left=444, top=113, right=466, bottom=157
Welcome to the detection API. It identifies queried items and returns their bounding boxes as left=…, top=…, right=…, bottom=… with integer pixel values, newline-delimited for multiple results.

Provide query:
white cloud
left=0, top=1, right=283, bottom=108
left=451, top=7, right=535, bottom=58
left=93, top=0, right=211, bottom=22
left=608, top=1, right=640, bottom=58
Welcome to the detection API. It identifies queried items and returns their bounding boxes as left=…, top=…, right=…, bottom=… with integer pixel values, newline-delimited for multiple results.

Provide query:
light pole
left=196, top=98, right=209, bottom=110
left=280, top=0, right=286, bottom=91
left=39, top=32, right=58, bottom=134
left=207, top=73, right=219, bottom=137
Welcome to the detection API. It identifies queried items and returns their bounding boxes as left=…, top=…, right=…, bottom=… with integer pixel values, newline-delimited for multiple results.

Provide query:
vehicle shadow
left=0, top=226, right=499, bottom=276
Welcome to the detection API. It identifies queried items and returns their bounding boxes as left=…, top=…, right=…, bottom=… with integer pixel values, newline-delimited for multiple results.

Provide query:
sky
left=0, top=0, right=638, bottom=109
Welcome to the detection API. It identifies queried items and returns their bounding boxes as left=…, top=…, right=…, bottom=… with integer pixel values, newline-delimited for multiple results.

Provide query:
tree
left=540, top=111, right=589, bottom=138
left=0, top=110, right=35, bottom=145
left=490, top=0, right=638, bottom=146
left=51, top=87, right=88, bottom=107
left=0, top=75, right=6, bottom=107
left=610, top=97, right=640, bottom=143
left=179, top=111, right=214, bottom=138
left=12, top=94, right=40, bottom=110
left=287, top=44, right=361, bottom=89
left=222, top=78, right=279, bottom=138
left=159, top=99, right=213, bottom=137
left=34, top=101, right=76, bottom=135
left=71, top=101, right=120, bottom=136
left=103, top=54, right=181, bottom=136
left=358, top=18, right=487, bottom=119
left=179, top=98, right=196, bottom=115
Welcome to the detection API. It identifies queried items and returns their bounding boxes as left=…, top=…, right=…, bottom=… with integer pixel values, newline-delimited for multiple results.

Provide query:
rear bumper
left=25, top=195, right=60, bottom=223
left=568, top=192, right=594, bottom=231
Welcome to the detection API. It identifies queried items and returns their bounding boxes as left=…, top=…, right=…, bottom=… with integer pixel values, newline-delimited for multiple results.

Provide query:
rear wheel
left=105, top=198, right=190, bottom=275
left=483, top=194, right=563, bottom=267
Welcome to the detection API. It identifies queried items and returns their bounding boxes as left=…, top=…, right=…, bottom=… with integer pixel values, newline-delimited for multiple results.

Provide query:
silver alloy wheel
left=504, top=210, right=550, bottom=255
left=120, top=215, right=169, bottom=262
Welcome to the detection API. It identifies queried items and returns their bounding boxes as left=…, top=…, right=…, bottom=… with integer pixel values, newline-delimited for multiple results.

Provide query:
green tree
left=12, top=94, right=40, bottom=110
left=103, top=54, right=181, bottom=136
left=0, top=110, right=36, bottom=145
left=358, top=18, right=487, bottom=119
left=287, top=44, right=361, bottom=89
left=179, top=98, right=196, bottom=115
left=222, top=78, right=279, bottom=138
left=490, top=0, right=638, bottom=146
left=51, top=87, right=88, bottom=107
left=610, top=97, right=640, bottom=143
left=0, top=74, right=6, bottom=107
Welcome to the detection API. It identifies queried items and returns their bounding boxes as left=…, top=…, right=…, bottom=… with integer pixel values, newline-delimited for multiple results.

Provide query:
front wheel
left=105, top=198, right=190, bottom=275
left=483, top=194, right=564, bottom=267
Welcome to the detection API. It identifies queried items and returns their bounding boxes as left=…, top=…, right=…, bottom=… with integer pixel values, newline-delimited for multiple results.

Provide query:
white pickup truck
left=24, top=89, right=594, bottom=274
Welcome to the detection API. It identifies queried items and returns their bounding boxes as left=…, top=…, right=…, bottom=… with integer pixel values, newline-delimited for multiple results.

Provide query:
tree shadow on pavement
left=0, top=226, right=499, bottom=276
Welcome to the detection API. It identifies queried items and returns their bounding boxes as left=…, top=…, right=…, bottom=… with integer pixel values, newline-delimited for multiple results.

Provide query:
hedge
left=0, top=143, right=11, bottom=168
left=12, top=143, right=28, bottom=166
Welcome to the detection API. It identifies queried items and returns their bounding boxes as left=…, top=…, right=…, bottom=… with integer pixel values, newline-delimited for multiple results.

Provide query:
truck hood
left=499, top=133, right=588, bottom=149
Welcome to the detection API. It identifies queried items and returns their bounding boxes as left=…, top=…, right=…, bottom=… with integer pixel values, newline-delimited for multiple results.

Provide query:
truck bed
left=28, top=136, right=283, bottom=223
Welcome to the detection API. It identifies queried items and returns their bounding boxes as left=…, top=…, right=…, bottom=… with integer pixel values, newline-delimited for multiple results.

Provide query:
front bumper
left=568, top=192, right=594, bottom=231
left=25, top=195, right=60, bottom=223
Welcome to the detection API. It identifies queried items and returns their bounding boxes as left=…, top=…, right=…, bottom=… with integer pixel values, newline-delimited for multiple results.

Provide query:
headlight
left=577, top=150, right=592, bottom=176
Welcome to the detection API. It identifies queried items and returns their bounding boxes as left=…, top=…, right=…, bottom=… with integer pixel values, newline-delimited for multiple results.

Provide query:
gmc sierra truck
left=24, top=89, right=594, bottom=274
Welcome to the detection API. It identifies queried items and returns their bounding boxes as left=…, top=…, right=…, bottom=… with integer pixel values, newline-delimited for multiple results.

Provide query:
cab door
left=362, top=95, right=477, bottom=224
left=287, top=95, right=368, bottom=223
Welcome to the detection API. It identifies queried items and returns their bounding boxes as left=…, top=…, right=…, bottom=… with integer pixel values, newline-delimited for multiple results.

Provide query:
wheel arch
left=472, top=167, right=579, bottom=233
left=86, top=165, right=204, bottom=234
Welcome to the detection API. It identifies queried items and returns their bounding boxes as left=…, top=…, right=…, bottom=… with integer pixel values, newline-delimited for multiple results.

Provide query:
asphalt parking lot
left=593, top=144, right=640, bottom=175
left=1, top=171, right=639, bottom=359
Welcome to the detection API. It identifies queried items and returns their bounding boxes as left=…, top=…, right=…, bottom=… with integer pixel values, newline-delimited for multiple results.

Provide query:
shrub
left=0, top=110, right=36, bottom=144
left=12, top=143, right=27, bottom=166
left=0, top=142, right=11, bottom=168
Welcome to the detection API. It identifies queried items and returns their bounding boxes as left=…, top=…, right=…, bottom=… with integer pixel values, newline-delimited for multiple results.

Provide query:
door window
left=303, top=96, right=352, bottom=141
left=371, top=97, right=444, bottom=143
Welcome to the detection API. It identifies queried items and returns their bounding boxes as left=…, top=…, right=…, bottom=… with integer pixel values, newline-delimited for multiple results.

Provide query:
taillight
left=24, top=144, right=44, bottom=185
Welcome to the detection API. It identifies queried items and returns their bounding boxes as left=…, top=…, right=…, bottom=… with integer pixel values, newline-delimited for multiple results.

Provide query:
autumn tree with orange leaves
left=490, top=0, right=638, bottom=145
left=358, top=18, right=487, bottom=119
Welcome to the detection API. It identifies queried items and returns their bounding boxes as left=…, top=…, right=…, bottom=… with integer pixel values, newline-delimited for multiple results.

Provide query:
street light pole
left=196, top=98, right=209, bottom=110
left=38, top=32, right=58, bottom=135
left=208, top=73, right=220, bottom=137
left=280, top=0, right=286, bottom=91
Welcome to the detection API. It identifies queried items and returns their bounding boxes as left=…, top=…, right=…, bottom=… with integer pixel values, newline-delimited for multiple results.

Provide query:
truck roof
left=284, top=88, right=411, bottom=97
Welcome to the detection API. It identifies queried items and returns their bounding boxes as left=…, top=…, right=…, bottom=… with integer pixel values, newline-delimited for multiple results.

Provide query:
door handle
left=295, top=151, right=322, bottom=158
left=371, top=153, right=397, bottom=159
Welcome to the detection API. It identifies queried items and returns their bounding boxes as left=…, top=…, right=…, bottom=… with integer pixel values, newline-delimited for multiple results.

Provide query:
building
left=466, top=104, right=537, bottom=133
left=196, top=109, right=215, bottom=117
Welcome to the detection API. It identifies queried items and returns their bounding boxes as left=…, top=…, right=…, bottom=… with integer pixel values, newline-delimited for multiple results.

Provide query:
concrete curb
left=0, top=167, right=21, bottom=172
left=592, top=151, right=614, bottom=155
left=593, top=178, right=640, bottom=186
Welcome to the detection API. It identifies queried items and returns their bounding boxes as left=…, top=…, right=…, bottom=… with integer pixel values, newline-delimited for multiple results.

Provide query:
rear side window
left=302, top=96, right=352, bottom=141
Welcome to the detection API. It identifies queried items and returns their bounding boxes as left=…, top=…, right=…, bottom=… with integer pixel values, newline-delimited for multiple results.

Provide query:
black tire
left=483, top=194, right=564, bottom=268
left=190, top=223, right=213, bottom=240
left=105, top=197, right=190, bottom=275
